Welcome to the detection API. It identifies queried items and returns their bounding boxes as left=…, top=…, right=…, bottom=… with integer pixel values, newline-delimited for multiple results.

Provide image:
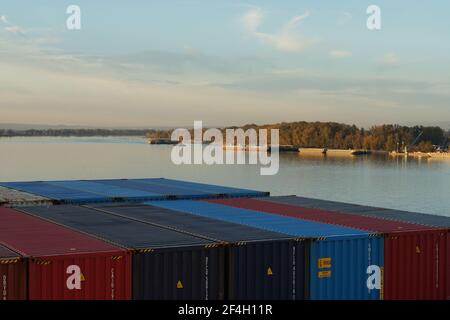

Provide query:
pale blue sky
left=1, top=1, right=449, bottom=127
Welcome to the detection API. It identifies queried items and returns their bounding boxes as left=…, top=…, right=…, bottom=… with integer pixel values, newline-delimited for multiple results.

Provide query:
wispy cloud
left=338, top=12, right=352, bottom=25
left=5, top=26, right=26, bottom=35
left=242, top=7, right=317, bottom=53
left=1, top=14, right=26, bottom=35
left=330, top=50, right=352, bottom=58
left=379, top=53, right=400, bottom=66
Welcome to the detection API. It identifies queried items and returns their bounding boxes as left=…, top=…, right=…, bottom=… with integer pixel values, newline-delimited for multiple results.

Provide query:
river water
left=0, top=136, right=449, bottom=216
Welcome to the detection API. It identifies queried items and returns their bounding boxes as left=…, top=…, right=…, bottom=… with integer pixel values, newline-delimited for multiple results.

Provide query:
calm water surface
left=0, top=137, right=449, bottom=217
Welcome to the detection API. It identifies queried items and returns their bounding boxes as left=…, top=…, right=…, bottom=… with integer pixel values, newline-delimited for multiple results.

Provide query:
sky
left=0, top=1, right=449, bottom=128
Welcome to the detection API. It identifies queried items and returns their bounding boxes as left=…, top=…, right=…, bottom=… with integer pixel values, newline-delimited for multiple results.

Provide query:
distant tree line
left=2, top=122, right=448, bottom=152
left=148, top=121, right=449, bottom=152
left=0, top=128, right=153, bottom=137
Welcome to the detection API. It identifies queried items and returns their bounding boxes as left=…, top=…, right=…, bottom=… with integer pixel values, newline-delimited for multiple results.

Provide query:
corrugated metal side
left=384, top=230, right=447, bottom=300
left=209, top=198, right=435, bottom=233
left=149, top=200, right=370, bottom=239
left=227, top=240, right=307, bottom=300
left=133, top=246, right=225, bottom=300
left=219, top=198, right=449, bottom=300
left=310, top=237, right=384, bottom=300
left=0, top=245, right=27, bottom=300
left=150, top=200, right=382, bottom=300
left=447, top=233, right=450, bottom=300
left=262, top=196, right=450, bottom=228
left=28, top=251, right=132, bottom=300
left=0, top=182, right=108, bottom=203
left=136, top=178, right=269, bottom=198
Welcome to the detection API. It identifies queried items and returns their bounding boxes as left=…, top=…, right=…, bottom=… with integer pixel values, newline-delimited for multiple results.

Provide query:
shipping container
left=209, top=198, right=449, bottom=300
left=19, top=205, right=225, bottom=300
left=0, top=244, right=27, bottom=300
left=89, top=202, right=306, bottom=300
left=0, top=207, right=132, bottom=300
left=150, top=200, right=384, bottom=300
left=0, top=178, right=269, bottom=205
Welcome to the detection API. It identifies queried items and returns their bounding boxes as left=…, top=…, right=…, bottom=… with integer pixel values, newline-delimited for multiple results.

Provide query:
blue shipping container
left=0, top=178, right=269, bottom=204
left=148, top=200, right=384, bottom=300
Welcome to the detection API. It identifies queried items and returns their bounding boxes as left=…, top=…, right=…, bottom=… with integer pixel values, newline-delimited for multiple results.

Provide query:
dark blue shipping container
left=16, top=205, right=225, bottom=300
left=88, top=202, right=307, bottom=300
left=149, top=200, right=384, bottom=300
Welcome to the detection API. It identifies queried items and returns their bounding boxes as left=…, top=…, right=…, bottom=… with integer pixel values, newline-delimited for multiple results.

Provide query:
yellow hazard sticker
left=80, top=273, right=86, bottom=281
left=267, top=267, right=273, bottom=276
left=318, top=257, right=332, bottom=269
left=177, top=280, right=184, bottom=289
left=318, top=271, right=331, bottom=278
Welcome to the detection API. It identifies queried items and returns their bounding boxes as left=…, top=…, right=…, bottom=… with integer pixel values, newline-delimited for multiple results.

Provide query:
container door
left=310, top=237, right=384, bottom=300
left=133, top=247, right=225, bottom=300
left=1, top=259, right=27, bottom=300
left=227, top=240, right=307, bottom=300
left=384, top=231, right=447, bottom=300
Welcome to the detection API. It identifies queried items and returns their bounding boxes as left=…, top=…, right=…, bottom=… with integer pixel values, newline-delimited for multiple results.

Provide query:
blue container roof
left=0, top=178, right=268, bottom=204
left=135, top=178, right=268, bottom=197
left=147, top=200, right=372, bottom=239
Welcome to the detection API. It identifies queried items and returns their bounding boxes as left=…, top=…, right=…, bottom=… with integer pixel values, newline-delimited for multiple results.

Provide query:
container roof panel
left=208, top=198, right=438, bottom=233
left=148, top=200, right=371, bottom=239
left=0, top=207, right=122, bottom=256
left=20, top=205, right=213, bottom=250
left=90, top=202, right=294, bottom=243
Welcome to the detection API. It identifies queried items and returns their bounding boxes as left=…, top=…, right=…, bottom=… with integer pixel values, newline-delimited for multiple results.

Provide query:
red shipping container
left=0, top=244, right=27, bottom=300
left=0, top=207, right=132, bottom=300
left=208, top=198, right=449, bottom=300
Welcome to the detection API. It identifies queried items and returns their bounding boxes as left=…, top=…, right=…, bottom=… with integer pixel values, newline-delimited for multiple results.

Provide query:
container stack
left=0, top=178, right=448, bottom=300
left=206, top=197, right=450, bottom=300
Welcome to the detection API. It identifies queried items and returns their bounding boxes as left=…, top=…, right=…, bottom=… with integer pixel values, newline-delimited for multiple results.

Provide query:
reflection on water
left=0, top=137, right=449, bottom=216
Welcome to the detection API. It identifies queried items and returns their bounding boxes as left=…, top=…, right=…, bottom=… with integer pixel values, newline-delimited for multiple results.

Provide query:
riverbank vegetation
left=1, top=122, right=448, bottom=152
left=148, top=122, right=449, bottom=152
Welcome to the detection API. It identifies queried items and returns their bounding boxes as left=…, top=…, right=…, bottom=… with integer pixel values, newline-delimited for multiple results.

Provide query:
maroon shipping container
left=208, top=198, right=449, bottom=300
left=0, top=207, right=132, bottom=300
left=0, top=244, right=27, bottom=300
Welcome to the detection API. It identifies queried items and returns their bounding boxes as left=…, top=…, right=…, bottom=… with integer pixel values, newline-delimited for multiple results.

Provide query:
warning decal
left=318, top=257, right=332, bottom=269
